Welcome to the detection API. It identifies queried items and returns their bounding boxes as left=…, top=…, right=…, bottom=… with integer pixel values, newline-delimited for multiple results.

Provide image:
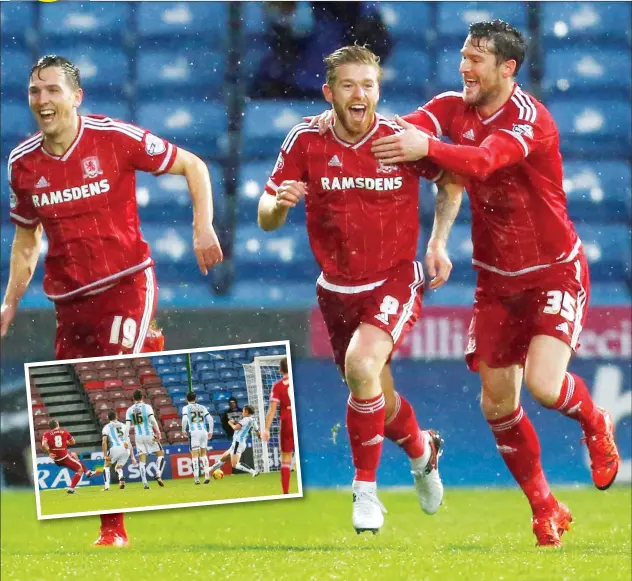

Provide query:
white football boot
left=352, top=480, right=387, bottom=534
left=411, top=430, right=444, bottom=515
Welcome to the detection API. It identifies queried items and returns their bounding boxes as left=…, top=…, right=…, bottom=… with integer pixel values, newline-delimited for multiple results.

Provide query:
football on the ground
left=212, top=469, right=224, bottom=480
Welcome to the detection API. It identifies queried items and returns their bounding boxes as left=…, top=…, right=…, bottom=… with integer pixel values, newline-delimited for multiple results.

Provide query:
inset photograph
left=27, top=340, right=301, bottom=519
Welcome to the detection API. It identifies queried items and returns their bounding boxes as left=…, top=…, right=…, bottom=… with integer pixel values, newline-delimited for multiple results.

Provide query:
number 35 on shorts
left=543, top=290, right=576, bottom=322
left=109, top=316, right=138, bottom=349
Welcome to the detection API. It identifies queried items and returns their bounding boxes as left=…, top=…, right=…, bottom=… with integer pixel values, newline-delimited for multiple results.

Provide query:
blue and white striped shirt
left=182, top=403, right=213, bottom=433
left=232, top=416, right=259, bottom=444
left=102, top=420, right=128, bottom=449
left=125, top=402, right=155, bottom=437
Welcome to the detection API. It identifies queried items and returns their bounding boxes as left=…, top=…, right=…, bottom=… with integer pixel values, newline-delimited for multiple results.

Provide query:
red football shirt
left=42, top=428, right=73, bottom=461
left=8, top=115, right=178, bottom=301
left=265, top=113, right=443, bottom=286
left=270, top=376, right=292, bottom=422
left=404, top=85, right=580, bottom=277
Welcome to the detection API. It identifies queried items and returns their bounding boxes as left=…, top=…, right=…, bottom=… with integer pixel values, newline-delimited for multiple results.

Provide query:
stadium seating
left=576, top=224, right=631, bottom=281
left=540, top=2, right=631, bottom=47
left=376, top=2, right=432, bottom=48
left=0, top=2, right=36, bottom=47
left=1, top=48, right=32, bottom=95
left=380, top=47, right=432, bottom=99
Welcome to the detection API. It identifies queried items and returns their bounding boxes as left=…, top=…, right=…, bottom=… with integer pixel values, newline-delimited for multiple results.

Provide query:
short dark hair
left=107, top=410, right=117, bottom=421
left=48, top=419, right=59, bottom=429
left=243, top=405, right=255, bottom=416
left=30, top=55, right=81, bottom=89
left=132, top=389, right=143, bottom=402
left=186, top=392, right=196, bottom=402
left=279, top=357, right=288, bottom=374
left=468, top=20, right=527, bottom=75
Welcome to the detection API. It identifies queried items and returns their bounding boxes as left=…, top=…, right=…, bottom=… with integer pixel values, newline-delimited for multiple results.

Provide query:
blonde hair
left=324, top=45, right=382, bottom=87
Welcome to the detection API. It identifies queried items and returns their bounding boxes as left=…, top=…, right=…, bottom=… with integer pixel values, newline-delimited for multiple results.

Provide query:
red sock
left=384, top=392, right=425, bottom=459
left=550, top=372, right=602, bottom=434
left=488, top=406, right=556, bottom=516
left=100, top=513, right=127, bottom=539
left=70, top=472, right=82, bottom=489
left=281, top=463, right=291, bottom=494
left=346, top=394, right=386, bottom=482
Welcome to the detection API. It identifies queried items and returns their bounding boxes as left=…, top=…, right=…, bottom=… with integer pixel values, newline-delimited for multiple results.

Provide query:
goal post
left=242, top=355, right=285, bottom=474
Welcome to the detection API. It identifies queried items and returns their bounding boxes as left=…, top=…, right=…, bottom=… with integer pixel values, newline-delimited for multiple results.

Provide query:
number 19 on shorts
left=109, top=316, right=138, bottom=349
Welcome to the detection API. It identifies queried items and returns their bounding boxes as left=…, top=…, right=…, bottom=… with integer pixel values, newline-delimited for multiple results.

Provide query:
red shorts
left=54, top=268, right=158, bottom=359
left=316, top=261, right=425, bottom=373
left=466, top=249, right=591, bottom=371
left=280, top=418, right=294, bottom=454
left=54, top=453, right=84, bottom=473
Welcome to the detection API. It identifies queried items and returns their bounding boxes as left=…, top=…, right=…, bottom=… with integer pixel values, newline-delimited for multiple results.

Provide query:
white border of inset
left=25, top=339, right=303, bottom=520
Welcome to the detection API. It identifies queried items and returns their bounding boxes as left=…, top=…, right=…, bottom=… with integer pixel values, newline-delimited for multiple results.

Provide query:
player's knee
left=479, top=387, right=516, bottom=419
left=344, top=351, right=380, bottom=392
left=524, top=369, right=559, bottom=407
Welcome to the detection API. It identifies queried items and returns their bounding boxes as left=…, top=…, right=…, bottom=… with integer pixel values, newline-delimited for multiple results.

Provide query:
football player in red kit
left=41, top=419, right=97, bottom=493
left=259, top=46, right=464, bottom=534
left=261, top=357, right=295, bottom=494
left=1, top=56, right=223, bottom=547
left=355, top=20, right=619, bottom=547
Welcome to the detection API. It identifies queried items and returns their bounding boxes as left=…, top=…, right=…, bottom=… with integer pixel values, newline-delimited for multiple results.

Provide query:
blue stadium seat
left=200, top=371, right=219, bottom=382
left=161, top=374, right=181, bottom=385
left=137, top=100, right=226, bottom=158
left=231, top=390, right=248, bottom=400
left=167, top=386, right=187, bottom=397
left=79, top=101, right=132, bottom=123
left=1, top=2, right=35, bottom=47
left=234, top=224, right=317, bottom=282
left=205, top=383, right=225, bottom=392
left=227, top=350, right=246, bottom=360
left=39, top=46, right=130, bottom=92
left=542, top=48, right=631, bottom=96
left=195, top=394, right=211, bottom=405
left=437, top=2, right=528, bottom=44
left=242, top=2, right=313, bottom=40
left=212, top=391, right=231, bottom=402
left=173, top=365, right=188, bottom=374
left=39, top=3, right=131, bottom=42
left=212, top=426, right=226, bottom=437
left=214, top=402, right=231, bottom=413
left=136, top=48, right=224, bottom=97
left=541, top=3, right=631, bottom=47
left=172, top=395, right=188, bottom=406
left=376, top=3, right=432, bottom=47
left=548, top=99, right=631, bottom=158
left=151, top=356, right=170, bottom=367
left=577, top=224, right=631, bottom=281
left=1, top=103, right=36, bottom=143
left=242, top=101, right=325, bottom=158
left=219, top=370, right=237, bottom=380
left=436, top=48, right=530, bottom=93
left=380, top=48, right=431, bottom=99
left=225, top=381, right=246, bottom=392
left=194, top=362, right=215, bottom=373
left=136, top=165, right=223, bottom=223
left=136, top=3, right=227, bottom=49
left=170, top=355, right=188, bottom=364
left=564, top=161, right=631, bottom=222
left=156, top=365, right=176, bottom=375
left=190, top=353, right=210, bottom=363
left=210, top=414, right=221, bottom=425
left=1, top=48, right=31, bottom=94
left=268, top=346, right=286, bottom=356
left=214, top=360, right=235, bottom=370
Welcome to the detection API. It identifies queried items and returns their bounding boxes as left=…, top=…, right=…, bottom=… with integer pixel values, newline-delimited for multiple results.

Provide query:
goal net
left=242, top=355, right=285, bottom=473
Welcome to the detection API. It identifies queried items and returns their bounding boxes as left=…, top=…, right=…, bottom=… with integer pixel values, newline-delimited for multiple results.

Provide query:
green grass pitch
left=2, top=487, right=630, bottom=581
left=38, top=472, right=298, bottom=517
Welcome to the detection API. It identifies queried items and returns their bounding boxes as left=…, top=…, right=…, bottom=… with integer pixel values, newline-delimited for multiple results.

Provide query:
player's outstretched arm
left=257, top=181, right=307, bottom=232
left=426, top=177, right=464, bottom=290
left=1, top=225, right=43, bottom=337
left=181, top=414, right=189, bottom=434
left=167, top=148, right=223, bottom=275
left=262, top=401, right=278, bottom=443
left=102, top=435, right=109, bottom=459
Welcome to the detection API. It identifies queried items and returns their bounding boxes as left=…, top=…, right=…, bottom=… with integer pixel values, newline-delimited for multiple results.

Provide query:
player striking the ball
left=259, top=45, right=463, bottom=534
left=41, top=419, right=97, bottom=494
left=2, top=55, right=224, bottom=546
left=261, top=357, right=295, bottom=494
left=209, top=405, right=260, bottom=477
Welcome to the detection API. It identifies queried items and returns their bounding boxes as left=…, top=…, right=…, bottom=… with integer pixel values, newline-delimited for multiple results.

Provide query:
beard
left=332, top=101, right=375, bottom=137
